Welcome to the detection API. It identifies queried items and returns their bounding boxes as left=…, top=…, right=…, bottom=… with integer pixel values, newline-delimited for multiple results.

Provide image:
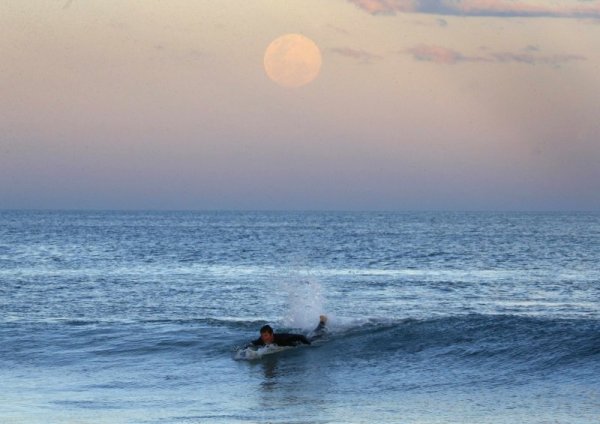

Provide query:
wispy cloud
left=348, top=0, right=418, bottom=15
left=348, top=0, right=600, bottom=18
left=490, top=51, right=586, bottom=66
left=404, top=44, right=586, bottom=66
left=331, top=47, right=383, bottom=63
left=405, top=45, right=488, bottom=64
left=410, top=17, right=450, bottom=27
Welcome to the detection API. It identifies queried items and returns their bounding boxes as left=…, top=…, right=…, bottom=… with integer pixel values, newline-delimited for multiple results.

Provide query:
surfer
left=249, top=315, right=328, bottom=348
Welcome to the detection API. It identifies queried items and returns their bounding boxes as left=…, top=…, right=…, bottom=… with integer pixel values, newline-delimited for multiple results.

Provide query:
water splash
left=280, top=275, right=325, bottom=331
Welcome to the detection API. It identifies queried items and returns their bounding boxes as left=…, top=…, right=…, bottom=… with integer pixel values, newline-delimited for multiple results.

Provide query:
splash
left=280, top=275, right=325, bottom=331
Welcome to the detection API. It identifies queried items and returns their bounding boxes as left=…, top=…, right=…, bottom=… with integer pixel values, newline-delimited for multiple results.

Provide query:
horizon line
left=0, top=208, right=598, bottom=214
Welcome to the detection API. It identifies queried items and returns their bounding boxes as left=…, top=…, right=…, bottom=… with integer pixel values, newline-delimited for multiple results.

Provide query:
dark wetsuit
left=250, top=320, right=327, bottom=348
left=251, top=333, right=311, bottom=347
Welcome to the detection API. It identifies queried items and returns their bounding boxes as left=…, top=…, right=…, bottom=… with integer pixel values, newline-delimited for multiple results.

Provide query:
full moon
left=264, top=34, right=322, bottom=88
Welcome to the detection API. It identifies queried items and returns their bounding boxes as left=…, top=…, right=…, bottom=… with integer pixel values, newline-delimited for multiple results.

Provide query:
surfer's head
left=260, top=324, right=274, bottom=344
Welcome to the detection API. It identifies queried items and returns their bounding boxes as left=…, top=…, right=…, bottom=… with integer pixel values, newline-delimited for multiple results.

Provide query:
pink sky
left=1, top=0, right=599, bottom=210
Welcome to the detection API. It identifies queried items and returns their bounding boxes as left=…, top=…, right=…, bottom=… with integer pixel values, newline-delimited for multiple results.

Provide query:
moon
left=264, top=34, right=322, bottom=88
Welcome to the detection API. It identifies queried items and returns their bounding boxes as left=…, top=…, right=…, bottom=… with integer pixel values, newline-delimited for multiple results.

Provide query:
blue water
left=1, top=211, right=599, bottom=423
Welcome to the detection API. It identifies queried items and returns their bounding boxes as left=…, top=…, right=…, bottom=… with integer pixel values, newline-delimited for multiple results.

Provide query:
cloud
left=410, top=17, right=450, bottom=27
left=452, top=0, right=600, bottom=18
left=405, top=44, right=488, bottom=64
left=330, top=47, right=383, bottom=63
left=348, top=0, right=418, bottom=14
left=491, top=51, right=586, bottom=66
left=348, top=0, right=600, bottom=18
left=404, top=44, right=586, bottom=66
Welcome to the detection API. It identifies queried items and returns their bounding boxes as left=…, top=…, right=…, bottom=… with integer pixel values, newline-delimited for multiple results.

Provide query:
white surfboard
left=234, top=344, right=291, bottom=361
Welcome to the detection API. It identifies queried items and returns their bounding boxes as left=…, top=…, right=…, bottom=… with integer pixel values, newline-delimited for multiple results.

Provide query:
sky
left=1, top=0, right=599, bottom=211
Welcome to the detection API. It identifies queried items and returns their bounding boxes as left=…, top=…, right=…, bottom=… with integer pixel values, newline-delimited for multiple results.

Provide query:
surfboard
left=234, top=344, right=291, bottom=361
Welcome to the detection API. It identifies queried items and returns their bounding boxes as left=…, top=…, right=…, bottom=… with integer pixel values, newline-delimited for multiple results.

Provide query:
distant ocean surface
left=1, top=211, right=599, bottom=424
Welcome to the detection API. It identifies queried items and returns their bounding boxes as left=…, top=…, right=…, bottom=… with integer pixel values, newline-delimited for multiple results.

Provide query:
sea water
left=0, top=211, right=599, bottom=423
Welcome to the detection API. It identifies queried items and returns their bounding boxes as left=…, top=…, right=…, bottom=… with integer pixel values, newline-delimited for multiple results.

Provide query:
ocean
left=1, top=211, right=599, bottom=423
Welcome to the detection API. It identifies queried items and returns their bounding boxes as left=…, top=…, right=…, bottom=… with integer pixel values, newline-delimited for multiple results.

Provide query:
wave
left=225, top=313, right=600, bottom=378
left=317, top=314, right=600, bottom=372
left=3, top=313, right=598, bottom=374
